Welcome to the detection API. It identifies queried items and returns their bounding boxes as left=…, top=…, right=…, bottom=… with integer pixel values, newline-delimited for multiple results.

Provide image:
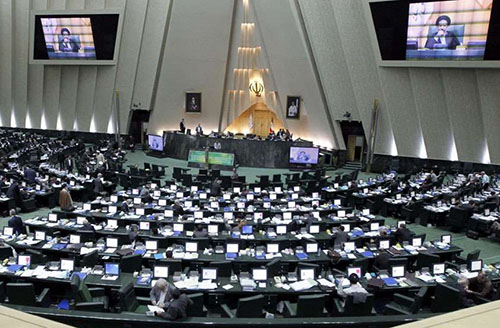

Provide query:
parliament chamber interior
left=1, top=0, right=500, bottom=327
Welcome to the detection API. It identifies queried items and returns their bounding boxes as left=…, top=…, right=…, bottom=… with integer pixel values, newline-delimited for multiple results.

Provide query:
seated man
left=467, top=272, right=493, bottom=299
left=337, top=273, right=368, bottom=303
left=333, top=226, right=349, bottom=248
left=59, top=184, right=75, bottom=211
left=156, top=288, right=192, bottom=321
left=374, top=249, right=391, bottom=270
left=150, top=278, right=175, bottom=310
left=8, top=209, right=26, bottom=235
left=394, top=223, right=411, bottom=244
left=457, top=277, right=475, bottom=308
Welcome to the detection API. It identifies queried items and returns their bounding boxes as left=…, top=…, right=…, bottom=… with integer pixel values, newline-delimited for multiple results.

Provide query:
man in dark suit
left=8, top=209, right=26, bottom=235
left=156, top=288, right=192, bottom=321
left=425, top=15, right=460, bottom=50
left=334, top=226, right=349, bottom=248
left=193, top=225, right=208, bottom=238
left=7, top=180, right=22, bottom=208
left=94, top=173, right=105, bottom=195
left=24, top=166, right=36, bottom=184
left=394, top=223, right=412, bottom=243
left=59, top=28, right=80, bottom=52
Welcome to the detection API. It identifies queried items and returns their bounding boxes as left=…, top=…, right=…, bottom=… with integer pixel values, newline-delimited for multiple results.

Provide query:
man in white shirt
left=337, top=273, right=368, bottom=303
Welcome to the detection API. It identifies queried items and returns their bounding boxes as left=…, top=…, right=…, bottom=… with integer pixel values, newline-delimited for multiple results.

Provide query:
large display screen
left=32, top=12, right=121, bottom=64
left=370, top=0, right=500, bottom=62
left=289, top=147, right=319, bottom=165
left=406, top=0, right=492, bottom=60
left=148, top=135, right=164, bottom=152
left=188, top=150, right=235, bottom=166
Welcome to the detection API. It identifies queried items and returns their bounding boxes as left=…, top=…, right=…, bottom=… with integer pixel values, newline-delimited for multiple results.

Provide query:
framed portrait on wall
left=286, top=96, right=300, bottom=119
left=185, top=92, right=201, bottom=113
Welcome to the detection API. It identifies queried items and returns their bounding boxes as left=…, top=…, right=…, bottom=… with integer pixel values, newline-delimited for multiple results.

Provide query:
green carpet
left=4, top=150, right=500, bottom=265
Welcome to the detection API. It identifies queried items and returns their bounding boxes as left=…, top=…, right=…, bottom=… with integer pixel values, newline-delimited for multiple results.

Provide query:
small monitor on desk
left=270, top=193, right=277, bottom=200
left=185, top=201, right=193, bottom=208
left=344, top=242, right=355, bottom=253
left=34, top=231, right=46, bottom=241
left=432, top=263, right=446, bottom=275
left=254, top=212, right=263, bottom=220
left=267, top=243, right=279, bottom=254
left=210, top=201, right=219, bottom=209
left=233, top=187, right=241, bottom=194
left=60, top=259, right=74, bottom=271
left=110, top=195, right=118, bottom=203
left=347, top=266, right=362, bottom=278
left=226, top=243, right=239, bottom=254
left=396, top=194, right=402, bottom=200
left=309, top=225, right=320, bottom=234
left=283, top=212, right=292, bottom=220
left=191, top=186, right=198, bottom=192
left=202, top=267, right=217, bottom=280
left=254, top=187, right=261, bottom=193
left=145, top=240, right=158, bottom=251
left=275, top=187, right=282, bottom=193
left=2, top=227, right=13, bottom=237
left=288, top=201, right=296, bottom=208
left=83, top=203, right=92, bottom=211
left=132, top=189, right=139, bottom=195
left=159, top=199, right=167, bottom=206
left=70, top=234, right=81, bottom=244
left=341, top=224, right=351, bottom=232
left=412, top=237, right=422, bottom=247
left=370, top=222, right=379, bottom=231
left=106, top=237, right=118, bottom=248
left=276, top=225, right=287, bottom=235
left=362, top=209, right=370, bottom=216
left=185, top=241, right=198, bottom=253
left=247, top=194, right=254, bottom=201
left=208, top=225, right=218, bottom=234
left=194, top=211, right=203, bottom=219
left=337, top=210, right=346, bottom=218
left=164, top=209, right=173, bottom=217
left=176, top=192, right=184, bottom=199
left=224, top=212, right=233, bottom=220
left=469, top=259, right=483, bottom=272
left=154, top=265, right=169, bottom=278
left=237, top=202, right=245, bottom=209
left=391, top=265, right=405, bottom=278
left=379, top=239, right=390, bottom=250
left=136, top=208, right=145, bottom=216
left=306, top=243, right=318, bottom=253
left=292, top=193, right=299, bottom=200
left=105, top=263, right=120, bottom=276
left=334, top=199, right=341, bottom=206
left=242, top=225, right=253, bottom=235
left=299, top=268, right=315, bottom=280
left=139, top=221, right=150, bottom=231
left=153, top=190, right=161, bottom=198
left=173, top=223, right=184, bottom=232
left=441, top=234, right=452, bottom=244
left=107, top=219, right=118, bottom=228
left=108, top=205, right=117, bottom=214
left=223, top=193, right=231, bottom=200
left=199, top=193, right=207, bottom=200
left=397, top=221, right=405, bottom=228
left=48, top=213, right=58, bottom=222
left=134, top=197, right=141, bottom=205
left=18, top=255, right=31, bottom=267
left=252, top=268, right=267, bottom=282
left=35, top=185, right=41, bottom=191
left=76, top=217, right=86, bottom=225
left=294, top=186, right=300, bottom=192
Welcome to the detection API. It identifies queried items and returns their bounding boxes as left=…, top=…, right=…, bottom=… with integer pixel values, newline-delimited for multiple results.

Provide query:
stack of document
left=290, top=279, right=317, bottom=291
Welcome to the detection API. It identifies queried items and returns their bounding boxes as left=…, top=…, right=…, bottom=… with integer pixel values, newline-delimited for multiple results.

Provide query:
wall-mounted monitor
left=367, top=0, right=500, bottom=67
left=148, top=134, right=164, bottom=152
left=289, top=147, right=319, bottom=165
left=30, top=10, right=123, bottom=65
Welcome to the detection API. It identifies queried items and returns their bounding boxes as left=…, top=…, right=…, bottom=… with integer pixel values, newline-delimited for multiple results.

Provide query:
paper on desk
left=222, top=284, right=234, bottom=290
left=317, top=278, right=335, bottom=288
left=347, top=253, right=356, bottom=259
left=148, top=305, right=164, bottom=313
